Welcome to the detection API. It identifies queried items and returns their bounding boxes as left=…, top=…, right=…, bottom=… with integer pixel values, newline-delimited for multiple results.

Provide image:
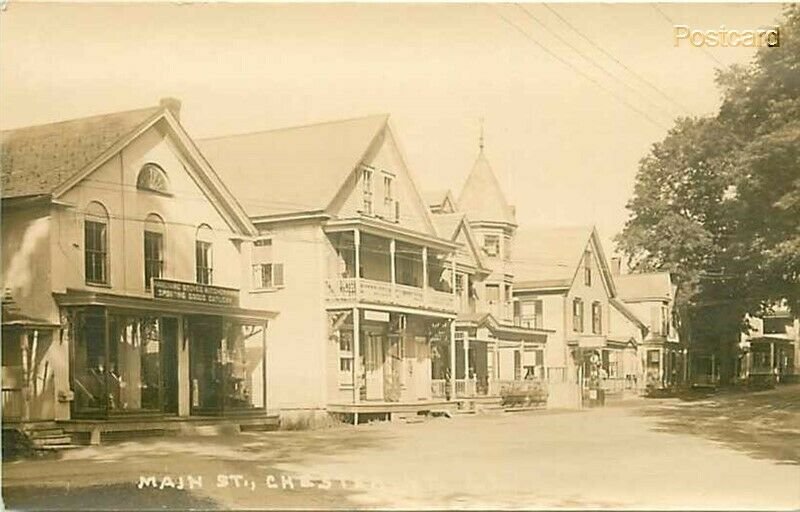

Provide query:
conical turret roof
left=456, top=150, right=516, bottom=225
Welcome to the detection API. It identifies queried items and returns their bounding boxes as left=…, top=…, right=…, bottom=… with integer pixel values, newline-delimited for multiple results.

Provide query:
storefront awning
left=54, top=288, right=277, bottom=324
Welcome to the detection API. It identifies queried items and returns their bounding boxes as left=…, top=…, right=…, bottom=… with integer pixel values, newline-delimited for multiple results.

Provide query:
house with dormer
left=198, top=115, right=461, bottom=422
left=1, top=100, right=277, bottom=441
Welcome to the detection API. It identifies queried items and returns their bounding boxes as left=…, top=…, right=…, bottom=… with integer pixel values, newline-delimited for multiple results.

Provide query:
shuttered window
left=252, top=239, right=284, bottom=289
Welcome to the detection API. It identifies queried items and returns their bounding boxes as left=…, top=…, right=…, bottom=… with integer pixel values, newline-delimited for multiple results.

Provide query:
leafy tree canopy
left=617, top=4, right=800, bottom=337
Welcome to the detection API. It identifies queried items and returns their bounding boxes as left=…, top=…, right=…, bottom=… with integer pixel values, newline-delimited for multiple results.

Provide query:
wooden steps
left=22, top=422, right=81, bottom=452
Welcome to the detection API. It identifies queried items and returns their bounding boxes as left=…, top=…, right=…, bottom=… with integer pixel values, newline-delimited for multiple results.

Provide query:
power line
left=517, top=4, right=677, bottom=120
left=490, top=4, right=670, bottom=131
left=651, top=4, right=725, bottom=67
left=542, top=3, right=692, bottom=115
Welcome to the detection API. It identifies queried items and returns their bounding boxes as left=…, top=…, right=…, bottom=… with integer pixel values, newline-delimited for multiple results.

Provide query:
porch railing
left=600, top=377, right=627, bottom=394
left=2, top=388, right=24, bottom=421
left=455, top=379, right=476, bottom=398
left=431, top=379, right=447, bottom=398
left=325, top=277, right=456, bottom=312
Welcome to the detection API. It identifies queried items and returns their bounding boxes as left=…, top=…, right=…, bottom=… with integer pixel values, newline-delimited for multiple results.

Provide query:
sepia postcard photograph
left=0, top=1, right=798, bottom=510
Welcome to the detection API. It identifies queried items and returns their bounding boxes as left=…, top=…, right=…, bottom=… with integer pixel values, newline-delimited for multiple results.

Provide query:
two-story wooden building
left=613, top=270, right=686, bottom=390
left=1, top=100, right=278, bottom=443
left=199, top=115, right=460, bottom=423
left=739, top=305, right=798, bottom=384
left=512, top=226, right=641, bottom=401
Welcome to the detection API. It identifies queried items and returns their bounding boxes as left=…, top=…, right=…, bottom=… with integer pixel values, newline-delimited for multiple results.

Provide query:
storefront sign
left=364, top=310, right=390, bottom=322
left=153, top=279, right=239, bottom=307
left=578, top=336, right=606, bottom=349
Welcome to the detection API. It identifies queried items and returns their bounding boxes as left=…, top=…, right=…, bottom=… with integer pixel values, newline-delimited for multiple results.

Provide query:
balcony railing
left=325, top=277, right=456, bottom=312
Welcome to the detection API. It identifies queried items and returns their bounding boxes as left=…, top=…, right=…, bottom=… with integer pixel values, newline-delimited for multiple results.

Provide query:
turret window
left=484, top=235, right=500, bottom=257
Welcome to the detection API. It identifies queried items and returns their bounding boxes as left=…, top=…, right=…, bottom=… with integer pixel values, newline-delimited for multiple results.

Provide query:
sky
left=0, top=2, right=786, bottom=257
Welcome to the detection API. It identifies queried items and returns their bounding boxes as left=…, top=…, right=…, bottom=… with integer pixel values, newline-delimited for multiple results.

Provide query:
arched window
left=196, top=224, right=213, bottom=285
left=136, top=163, right=169, bottom=194
left=85, top=201, right=109, bottom=285
left=143, top=213, right=165, bottom=289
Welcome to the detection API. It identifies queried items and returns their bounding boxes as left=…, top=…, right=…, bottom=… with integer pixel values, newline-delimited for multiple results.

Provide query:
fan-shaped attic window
left=137, top=163, right=170, bottom=194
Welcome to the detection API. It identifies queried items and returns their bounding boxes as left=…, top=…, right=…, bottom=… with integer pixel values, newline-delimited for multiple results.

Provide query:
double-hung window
left=337, top=329, right=354, bottom=386
left=361, top=168, right=373, bottom=215
left=143, top=214, right=165, bottom=290
left=519, top=300, right=544, bottom=329
left=252, top=239, right=284, bottom=290
left=383, top=175, right=394, bottom=216
left=592, top=302, right=602, bottom=334
left=84, top=202, right=109, bottom=285
left=573, top=298, right=584, bottom=333
left=584, top=251, right=592, bottom=286
left=144, top=231, right=164, bottom=289
left=195, top=224, right=213, bottom=285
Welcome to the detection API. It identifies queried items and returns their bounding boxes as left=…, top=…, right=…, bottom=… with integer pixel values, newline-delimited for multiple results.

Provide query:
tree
left=616, top=4, right=800, bottom=382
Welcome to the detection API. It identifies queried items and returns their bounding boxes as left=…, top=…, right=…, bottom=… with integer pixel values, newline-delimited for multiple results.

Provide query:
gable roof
left=457, top=151, right=516, bottom=226
left=610, top=297, right=648, bottom=333
left=431, top=212, right=488, bottom=272
left=1, top=102, right=257, bottom=236
left=615, top=272, right=673, bottom=302
left=197, top=114, right=389, bottom=219
left=513, top=225, right=616, bottom=295
left=424, top=189, right=456, bottom=213
left=1, top=106, right=161, bottom=199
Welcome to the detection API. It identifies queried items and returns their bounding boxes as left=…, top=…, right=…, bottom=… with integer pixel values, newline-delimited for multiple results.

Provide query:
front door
left=161, top=317, right=179, bottom=414
left=365, top=332, right=384, bottom=400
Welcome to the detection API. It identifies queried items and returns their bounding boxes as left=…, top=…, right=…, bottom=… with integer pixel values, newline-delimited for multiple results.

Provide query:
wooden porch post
left=354, top=229, right=361, bottom=302
left=451, top=255, right=457, bottom=312
left=422, top=246, right=428, bottom=292
left=353, top=307, right=360, bottom=405
left=390, top=238, right=396, bottom=294
left=463, top=332, right=469, bottom=383
left=770, top=341, right=776, bottom=371
left=20, top=330, right=30, bottom=421
left=449, top=319, right=456, bottom=400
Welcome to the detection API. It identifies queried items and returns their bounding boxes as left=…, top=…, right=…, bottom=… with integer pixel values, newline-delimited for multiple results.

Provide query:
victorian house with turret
left=425, top=143, right=551, bottom=403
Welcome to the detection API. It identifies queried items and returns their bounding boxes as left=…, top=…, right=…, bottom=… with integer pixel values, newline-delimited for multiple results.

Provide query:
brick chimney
left=159, top=97, right=182, bottom=121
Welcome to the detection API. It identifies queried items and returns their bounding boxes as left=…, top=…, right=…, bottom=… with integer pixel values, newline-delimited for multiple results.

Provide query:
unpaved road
left=4, top=388, right=800, bottom=510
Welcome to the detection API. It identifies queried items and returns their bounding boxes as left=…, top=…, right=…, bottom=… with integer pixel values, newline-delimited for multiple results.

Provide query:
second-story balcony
left=325, top=228, right=457, bottom=314
left=326, top=277, right=456, bottom=312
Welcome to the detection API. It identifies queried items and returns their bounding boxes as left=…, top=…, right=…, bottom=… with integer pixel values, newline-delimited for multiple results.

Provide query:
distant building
left=739, top=305, right=798, bottom=384
left=613, top=270, right=686, bottom=390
